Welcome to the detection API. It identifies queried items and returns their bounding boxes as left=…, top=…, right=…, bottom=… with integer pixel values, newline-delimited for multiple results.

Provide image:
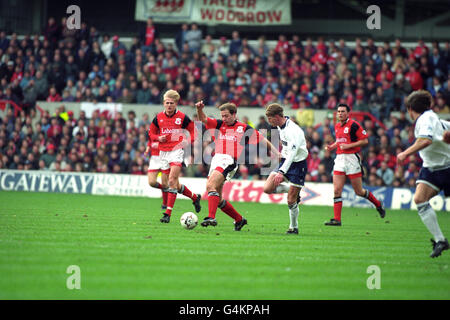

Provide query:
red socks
left=334, top=197, right=343, bottom=221
left=179, top=185, right=197, bottom=201
left=162, top=189, right=168, bottom=208
left=366, top=190, right=381, bottom=208
left=208, top=191, right=220, bottom=219
left=165, top=189, right=178, bottom=216
left=219, top=200, right=242, bottom=222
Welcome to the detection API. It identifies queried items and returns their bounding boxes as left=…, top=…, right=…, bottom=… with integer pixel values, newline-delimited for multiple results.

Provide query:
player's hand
left=158, top=135, right=167, bottom=142
left=273, top=172, right=284, bottom=186
left=325, top=144, right=335, bottom=151
left=443, top=130, right=450, bottom=144
left=195, top=100, right=205, bottom=110
left=339, top=144, right=349, bottom=150
left=144, top=146, right=150, bottom=156
left=397, top=152, right=407, bottom=165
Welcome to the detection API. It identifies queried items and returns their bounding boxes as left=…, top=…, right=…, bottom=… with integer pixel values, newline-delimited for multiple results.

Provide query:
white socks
left=417, top=202, right=445, bottom=242
left=288, top=203, right=299, bottom=229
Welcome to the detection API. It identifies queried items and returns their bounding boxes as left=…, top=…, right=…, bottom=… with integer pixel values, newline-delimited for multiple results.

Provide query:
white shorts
left=208, top=153, right=238, bottom=181
left=333, top=153, right=363, bottom=179
left=148, top=155, right=162, bottom=172
left=160, top=148, right=184, bottom=171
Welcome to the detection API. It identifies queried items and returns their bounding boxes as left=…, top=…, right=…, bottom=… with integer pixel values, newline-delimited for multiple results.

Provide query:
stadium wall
left=1, top=170, right=448, bottom=211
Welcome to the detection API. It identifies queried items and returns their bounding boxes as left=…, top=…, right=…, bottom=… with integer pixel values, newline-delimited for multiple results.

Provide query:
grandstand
left=1, top=0, right=450, bottom=304
left=1, top=0, right=449, bottom=189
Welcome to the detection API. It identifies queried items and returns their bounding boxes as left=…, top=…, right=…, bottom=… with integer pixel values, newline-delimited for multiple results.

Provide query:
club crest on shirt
left=344, top=127, right=349, bottom=134
left=236, top=126, right=244, bottom=133
left=175, top=118, right=182, bottom=125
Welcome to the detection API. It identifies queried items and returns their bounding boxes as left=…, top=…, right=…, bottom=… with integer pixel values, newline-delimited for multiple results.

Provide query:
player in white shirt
left=397, top=90, right=450, bottom=258
left=263, top=103, right=309, bottom=235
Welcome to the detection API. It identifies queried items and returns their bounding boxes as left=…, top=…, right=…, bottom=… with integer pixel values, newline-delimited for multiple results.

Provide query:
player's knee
left=168, top=177, right=178, bottom=188
left=263, top=183, right=274, bottom=194
left=206, top=181, right=217, bottom=193
left=413, top=193, right=427, bottom=205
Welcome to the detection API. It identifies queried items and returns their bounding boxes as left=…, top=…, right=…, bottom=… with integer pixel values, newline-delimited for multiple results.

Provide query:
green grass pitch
left=0, top=191, right=449, bottom=300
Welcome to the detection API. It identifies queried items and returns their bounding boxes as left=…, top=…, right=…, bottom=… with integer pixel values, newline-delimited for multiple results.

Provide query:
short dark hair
left=219, top=102, right=237, bottom=115
left=406, top=90, right=432, bottom=114
left=337, top=103, right=350, bottom=112
left=265, top=103, right=284, bottom=117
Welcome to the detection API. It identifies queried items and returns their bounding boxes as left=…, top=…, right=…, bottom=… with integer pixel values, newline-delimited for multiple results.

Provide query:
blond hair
left=265, top=103, right=284, bottom=117
left=163, top=89, right=180, bottom=103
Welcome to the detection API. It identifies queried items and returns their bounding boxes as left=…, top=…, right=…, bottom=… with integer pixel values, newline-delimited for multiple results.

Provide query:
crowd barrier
left=1, top=170, right=448, bottom=211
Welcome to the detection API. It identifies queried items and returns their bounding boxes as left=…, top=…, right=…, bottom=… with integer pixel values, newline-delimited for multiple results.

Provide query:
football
left=180, top=212, right=198, bottom=230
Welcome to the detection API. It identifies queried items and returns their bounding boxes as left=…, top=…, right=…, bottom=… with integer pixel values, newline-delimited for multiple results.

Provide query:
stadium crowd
left=0, top=18, right=449, bottom=188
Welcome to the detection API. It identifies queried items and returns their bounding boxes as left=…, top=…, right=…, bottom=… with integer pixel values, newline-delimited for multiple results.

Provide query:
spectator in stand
left=405, top=64, right=424, bottom=91
left=229, top=30, right=242, bottom=56
left=140, top=17, right=157, bottom=56
left=185, top=23, right=202, bottom=53
left=376, top=161, right=394, bottom=186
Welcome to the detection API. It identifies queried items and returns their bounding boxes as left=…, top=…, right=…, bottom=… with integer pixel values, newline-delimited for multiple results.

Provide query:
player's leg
left=177, top=181, right=201, bottom=213
left=161, top=164, right=182, bottom=222
left=161, top=170, right=169, bottom=211
left=148, top=170, right=167, bottom=211
left=286, top=185, right=301, bottom=234
left=325, top=173, right=345, bottom=226
left=350, top=176, right=385, bottom=218
left=414, top=182, right=448, bottom=258
left=216, top=182, right=247, bottom=230
left=263, top=172, right=290, bottom=194
left=201, top=170, right=224, bottom=227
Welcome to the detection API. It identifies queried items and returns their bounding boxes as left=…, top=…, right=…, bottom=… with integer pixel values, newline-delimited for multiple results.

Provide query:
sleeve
left=181, top=114, right=192, bottom=129
left=350, top=121, right=367, bottom=142
left=185, top=120, right=195, bottom=144
left=415, top=116, right=434, bottom=140
left=149, top=117, right=160, bottom=141
left=205, top=117, right=221, bottom=130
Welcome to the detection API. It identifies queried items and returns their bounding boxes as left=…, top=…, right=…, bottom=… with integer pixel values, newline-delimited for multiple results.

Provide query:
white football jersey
left=277, top=117, right=308, bottom=173
left=414, top=110, right=450, bottom=169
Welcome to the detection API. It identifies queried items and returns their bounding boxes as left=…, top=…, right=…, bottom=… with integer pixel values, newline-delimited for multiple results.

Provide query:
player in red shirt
left=195, top=100, right=278, bottom=231
left=149, top=89, right=201, bottom=223
left=324, top=104, right=386, bottom=226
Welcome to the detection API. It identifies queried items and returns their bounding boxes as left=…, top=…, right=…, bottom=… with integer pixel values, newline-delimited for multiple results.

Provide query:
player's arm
left=195, top=100, right=208, bottom=124
left=397, top=138, right=432, bottom=164
left=325, top=141, right=337, bottom=151
left=260, top=135, right=281, bottom=158
left=340, top=122, right=368, bottom=150
left=278, top=130, right=303, bottom=175
left=444, top=130, right=450, bottom=144
left=339, top=138, right=368, bottom=150
left=183, top=117, right=196, bottom=144
left=150, top=117, right=166, bottom=142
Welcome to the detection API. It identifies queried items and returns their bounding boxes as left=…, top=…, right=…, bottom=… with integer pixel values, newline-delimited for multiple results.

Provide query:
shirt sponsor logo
left=161, top=128, right=181, bottom=134
left=219, top=133, right=237, bottom=142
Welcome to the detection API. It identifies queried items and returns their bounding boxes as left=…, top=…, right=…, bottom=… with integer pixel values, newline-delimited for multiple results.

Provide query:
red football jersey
left=149, top=110, right=195, bottom=152
left=205, top=117, right=263, bottom=160
left=334, top=118, right=367, bottom=154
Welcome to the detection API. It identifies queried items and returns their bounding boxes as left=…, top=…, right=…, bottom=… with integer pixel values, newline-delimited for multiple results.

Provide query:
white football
left=180, top=212, right=198, bottom=230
